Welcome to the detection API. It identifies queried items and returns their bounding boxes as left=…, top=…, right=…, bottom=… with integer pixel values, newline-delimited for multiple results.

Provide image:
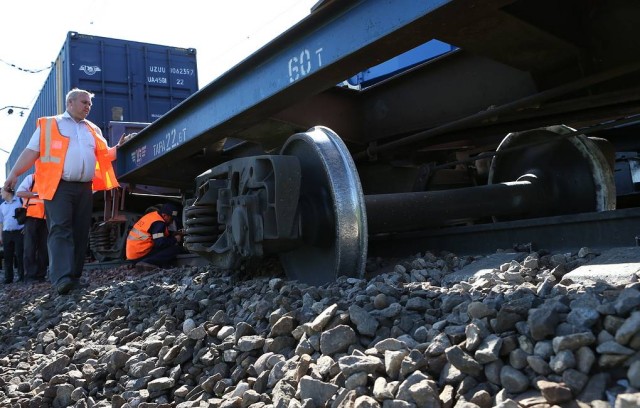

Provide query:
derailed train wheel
left=279, top=126, right=368, bottom=285
left=488, top=125, right=616, bottom=219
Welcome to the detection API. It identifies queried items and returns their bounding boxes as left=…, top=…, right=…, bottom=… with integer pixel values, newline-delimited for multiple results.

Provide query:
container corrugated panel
left=6, top=31, right=198, bottom=177
left=108, top=121, right=149, bottom=147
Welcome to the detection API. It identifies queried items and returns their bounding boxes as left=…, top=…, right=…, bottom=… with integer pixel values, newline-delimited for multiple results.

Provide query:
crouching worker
left=126, top=203, right=185, bottom=271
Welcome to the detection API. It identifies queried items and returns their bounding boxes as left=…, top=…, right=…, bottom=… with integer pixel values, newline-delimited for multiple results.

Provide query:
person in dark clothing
left=126, top=203, right=185, bottom=271
left=0, top=187, right=25, bottom=283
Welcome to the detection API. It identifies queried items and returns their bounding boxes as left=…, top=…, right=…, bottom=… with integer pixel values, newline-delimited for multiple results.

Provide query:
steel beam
left=116, top=0, right=507, bottom=186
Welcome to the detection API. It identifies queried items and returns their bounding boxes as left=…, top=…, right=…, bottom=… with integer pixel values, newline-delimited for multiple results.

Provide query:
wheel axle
left=183, top=125, right=615, bottom=284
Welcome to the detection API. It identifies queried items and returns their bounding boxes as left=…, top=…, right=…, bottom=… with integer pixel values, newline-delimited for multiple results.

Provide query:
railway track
left=84, top=207, right=640, bottom=285
left=369, top=207, right=640, bottom=259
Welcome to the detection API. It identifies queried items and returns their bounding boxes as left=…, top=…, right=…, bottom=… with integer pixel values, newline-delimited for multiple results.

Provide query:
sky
left=0, top=0, right=318, bottom=178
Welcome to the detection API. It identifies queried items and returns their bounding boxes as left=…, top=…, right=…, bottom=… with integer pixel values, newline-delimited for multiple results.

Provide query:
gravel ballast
left=1, top=248, right=640, bottom=407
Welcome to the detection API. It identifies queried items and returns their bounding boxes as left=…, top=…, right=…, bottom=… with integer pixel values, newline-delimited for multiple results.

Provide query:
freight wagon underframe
left=116, top=0, right=640, bottom=284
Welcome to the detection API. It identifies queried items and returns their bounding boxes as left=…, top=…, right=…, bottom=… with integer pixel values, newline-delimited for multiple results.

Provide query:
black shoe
left=72, top=280, right=89, bottom=289
left=135, top=262, right=158, bottom=272
left=56, top=281, right=74, bottom=295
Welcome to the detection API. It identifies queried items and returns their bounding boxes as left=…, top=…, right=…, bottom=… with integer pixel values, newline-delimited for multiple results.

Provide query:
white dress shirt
left=0, top=197, right=25, bottom=231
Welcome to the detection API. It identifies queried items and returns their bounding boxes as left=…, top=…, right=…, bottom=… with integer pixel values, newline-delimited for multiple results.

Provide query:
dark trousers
left=44, top=180, right=92, bottom=286
left=23, top=216, right=49, bottom=280
left=2, top=230, right=24, bottom=283
left=138, top=245, right=185, bottom=267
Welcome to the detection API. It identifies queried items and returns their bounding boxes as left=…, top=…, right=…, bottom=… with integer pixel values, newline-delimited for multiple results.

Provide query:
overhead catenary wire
left=0, top=58, right=52, bottom=74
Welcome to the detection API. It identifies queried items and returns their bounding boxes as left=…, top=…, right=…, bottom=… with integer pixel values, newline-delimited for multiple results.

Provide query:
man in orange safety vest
left=4, top=88, right=123, bottom=295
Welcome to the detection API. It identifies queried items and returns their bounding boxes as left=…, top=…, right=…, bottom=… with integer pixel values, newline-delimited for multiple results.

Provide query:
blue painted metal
left=107, top=120, right=182, bottom=196
left=6, top=31, right=198, bottom=179
left=347, top=40, right=457, bottom=88
left=117, top=0, right=463, bottom=183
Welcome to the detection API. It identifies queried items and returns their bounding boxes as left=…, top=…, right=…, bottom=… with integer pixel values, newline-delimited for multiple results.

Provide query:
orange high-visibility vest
left=24, top=173, right=45, bottom=219
left=126, top=211, right=167, bottom=260
left=36, top=117, right=119, bottom=200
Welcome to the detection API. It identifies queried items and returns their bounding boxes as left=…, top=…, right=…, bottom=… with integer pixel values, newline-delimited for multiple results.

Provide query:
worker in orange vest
left=126, top=203, right=185, bottom=271
left=16, top=173, right=48, bottom=283
left=4, top=88, right=122, bottom=295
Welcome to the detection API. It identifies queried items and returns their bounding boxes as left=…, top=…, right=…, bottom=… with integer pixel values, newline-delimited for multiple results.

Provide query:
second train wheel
left=488, top=125, right=616, bottom=220
left=279, top=126, right=368, bottom=285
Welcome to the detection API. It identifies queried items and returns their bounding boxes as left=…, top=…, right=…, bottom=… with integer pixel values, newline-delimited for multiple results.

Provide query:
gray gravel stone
left=1, top=248, right=639, bottom=407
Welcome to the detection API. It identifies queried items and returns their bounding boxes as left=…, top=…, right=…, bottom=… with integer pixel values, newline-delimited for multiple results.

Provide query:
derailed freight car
left=5, top=31, right=198, bottom=260
left=114, top=0, right=640, bottom=284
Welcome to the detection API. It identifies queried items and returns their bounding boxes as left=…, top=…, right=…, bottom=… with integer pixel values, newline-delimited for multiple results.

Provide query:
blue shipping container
left=6, top=31, right=198, bottom=176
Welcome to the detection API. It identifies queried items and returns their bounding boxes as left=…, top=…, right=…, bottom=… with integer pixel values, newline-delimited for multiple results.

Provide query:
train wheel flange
left=279, top=126, right=367, bottom=285
left=488, top=125, right=616, bottom=219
